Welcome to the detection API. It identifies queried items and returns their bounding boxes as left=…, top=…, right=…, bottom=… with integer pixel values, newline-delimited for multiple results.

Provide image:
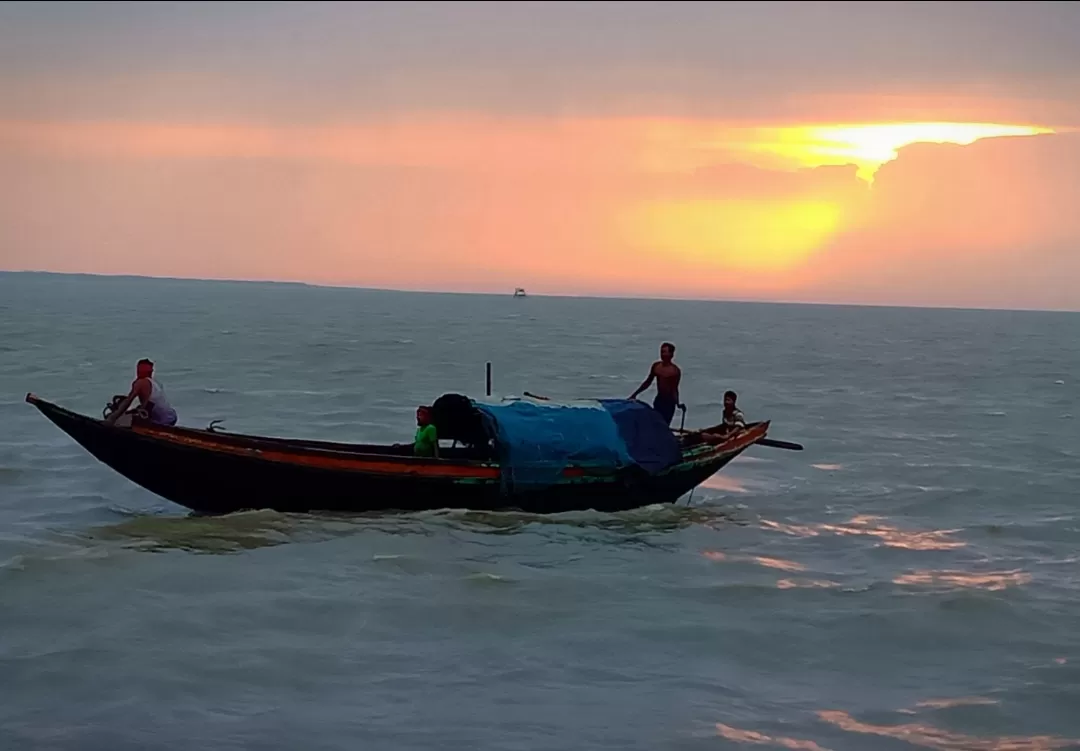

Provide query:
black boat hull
left=27, top=395, right=763, bottom=515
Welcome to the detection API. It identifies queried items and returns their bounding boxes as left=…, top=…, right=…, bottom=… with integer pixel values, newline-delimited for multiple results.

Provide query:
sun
left=621, top=199, right=843, bottom=274
left=617, top=119, right=1055, bottom=277
left=741, top=122, right=1055, bottom=182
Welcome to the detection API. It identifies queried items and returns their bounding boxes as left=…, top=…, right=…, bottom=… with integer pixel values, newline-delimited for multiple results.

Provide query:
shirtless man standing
left=629, top=342, right=682, bottom=426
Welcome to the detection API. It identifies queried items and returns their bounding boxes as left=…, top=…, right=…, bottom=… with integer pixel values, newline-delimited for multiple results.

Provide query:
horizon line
left=2, top=268, right=1076, bottom=315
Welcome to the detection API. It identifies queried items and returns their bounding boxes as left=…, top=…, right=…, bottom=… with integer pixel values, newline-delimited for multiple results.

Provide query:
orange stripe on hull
left=128, top=420, right=767, bottom=481
left=131, top=427, right=502, bottom=479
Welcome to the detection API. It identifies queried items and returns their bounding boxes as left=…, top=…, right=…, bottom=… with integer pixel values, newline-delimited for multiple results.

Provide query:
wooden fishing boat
left=25, top=392, right=781, bottom=516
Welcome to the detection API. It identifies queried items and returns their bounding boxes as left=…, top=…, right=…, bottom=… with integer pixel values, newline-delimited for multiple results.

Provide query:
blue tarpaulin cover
left=598, top=398, right=683, bottom=473
left=472, top=397, right=682, bottom=493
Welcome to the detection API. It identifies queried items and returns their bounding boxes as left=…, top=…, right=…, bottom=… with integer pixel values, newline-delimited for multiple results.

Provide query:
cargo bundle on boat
left=25, top=392, right=779, bottom=516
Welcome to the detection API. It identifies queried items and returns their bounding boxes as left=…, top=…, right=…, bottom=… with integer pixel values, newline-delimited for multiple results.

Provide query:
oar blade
left=757, top=437, right=804, bottom=451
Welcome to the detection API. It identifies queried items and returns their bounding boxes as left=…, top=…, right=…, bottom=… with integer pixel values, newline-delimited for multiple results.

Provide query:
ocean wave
left=30, top=502, right=751, bottom=557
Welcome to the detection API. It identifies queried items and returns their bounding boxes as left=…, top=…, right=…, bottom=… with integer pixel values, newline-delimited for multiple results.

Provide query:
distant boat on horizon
left=513, top=288, right=527, bottom=298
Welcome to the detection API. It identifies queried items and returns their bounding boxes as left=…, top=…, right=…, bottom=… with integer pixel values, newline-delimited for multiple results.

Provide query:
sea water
left=1, top=272, right=1078, bottom=750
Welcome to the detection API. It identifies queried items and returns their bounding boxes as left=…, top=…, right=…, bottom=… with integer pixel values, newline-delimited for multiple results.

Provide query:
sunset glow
left=608, top=120, right=1059, bottom=283
left=730, top=122, right=1056, bottom=181
left=621, top=199, right=843, bottom=273
left=1, top=2, right=1079, bottom=310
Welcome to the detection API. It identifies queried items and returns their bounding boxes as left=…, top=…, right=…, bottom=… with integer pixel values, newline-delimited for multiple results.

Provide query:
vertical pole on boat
left=486, top=362, right=492, bottom=397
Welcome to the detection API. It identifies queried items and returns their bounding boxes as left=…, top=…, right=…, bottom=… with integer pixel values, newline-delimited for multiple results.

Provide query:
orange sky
left=1, top=1, right=1079, bottom=310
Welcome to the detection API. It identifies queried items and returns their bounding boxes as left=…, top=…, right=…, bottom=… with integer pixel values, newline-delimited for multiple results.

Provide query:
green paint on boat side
left=452, top=477, right=499, bottom=486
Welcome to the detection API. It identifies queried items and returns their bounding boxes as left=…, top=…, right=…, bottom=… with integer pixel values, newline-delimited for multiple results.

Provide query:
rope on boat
left=103, top=395, right=126, bottom=420
left=102, top=395, right=146, bottom=422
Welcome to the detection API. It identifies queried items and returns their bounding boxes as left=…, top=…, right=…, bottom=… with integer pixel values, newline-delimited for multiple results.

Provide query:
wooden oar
left=756, top=437, right=803, bottom=451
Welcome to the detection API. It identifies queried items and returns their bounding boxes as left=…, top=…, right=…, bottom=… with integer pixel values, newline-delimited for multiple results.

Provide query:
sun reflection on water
left=761, top=515, right=966, bottom=551
left=701, top=550, right=808, bottom=572
left=701, top=550, right=841, bottom=590
left=913, top=697, right=1000, bottom=710
left=775, top=578, right=839, bottom=590
left=701, top=474, right=750, bottom=493
left=894, top=569, right=1032, bottom=592
left=717, top=697, right=1077, bottom=751
left=716, top=724, right=830, bottom=751
left=753, top=556, right=807, bottom=572
left=818, top=709, right=1077, bottom=751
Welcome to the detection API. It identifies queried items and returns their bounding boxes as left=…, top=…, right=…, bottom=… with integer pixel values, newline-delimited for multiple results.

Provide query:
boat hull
left=26, top=394, right=767, bottom=516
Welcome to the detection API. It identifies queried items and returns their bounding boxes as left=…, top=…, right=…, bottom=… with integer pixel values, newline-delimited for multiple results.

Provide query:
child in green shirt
left=414, top=405, right=439, bottom=458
